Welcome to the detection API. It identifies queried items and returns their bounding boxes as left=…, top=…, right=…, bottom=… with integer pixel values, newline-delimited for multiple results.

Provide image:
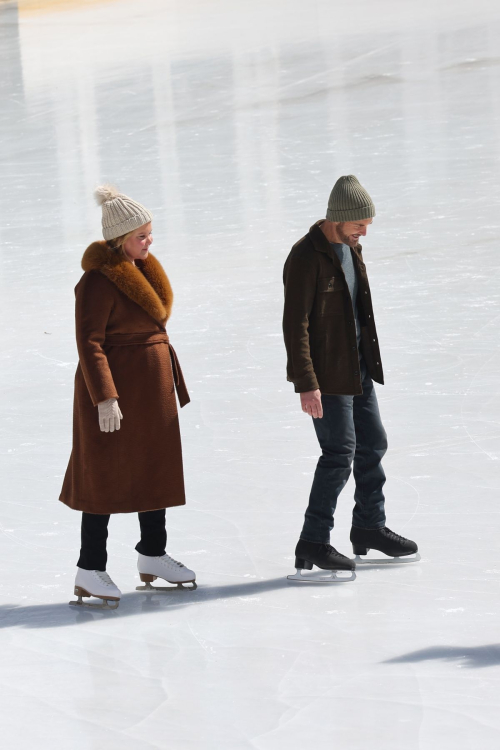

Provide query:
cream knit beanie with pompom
left=94, top=185, right=153, bottom=240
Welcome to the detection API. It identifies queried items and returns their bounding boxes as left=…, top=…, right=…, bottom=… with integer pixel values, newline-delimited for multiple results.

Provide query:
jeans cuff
left=299, top=536, right=329, bottom=545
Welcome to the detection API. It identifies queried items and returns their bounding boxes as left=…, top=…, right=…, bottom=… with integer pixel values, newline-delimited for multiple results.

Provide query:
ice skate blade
left=287, top=568, right=356, bottom=583
left=354, top=552, right=421, bottom=565
left=69, top=596, right=119, bottom=610
left=136, top=580, right=197, bottom=592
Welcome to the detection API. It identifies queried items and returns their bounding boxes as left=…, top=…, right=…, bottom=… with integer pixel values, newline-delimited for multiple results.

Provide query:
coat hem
left=59, top=496, right=186, bottom=514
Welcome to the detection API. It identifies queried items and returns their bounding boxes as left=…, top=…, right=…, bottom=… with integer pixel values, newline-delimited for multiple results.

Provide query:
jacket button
left=373, top=338, right=376, bottom=342
left=352, top=346, right=355, bottom=351
left=365, top=291, right=368, bottom=294
left=376, top=362, right=380, bottom=365
left=354, top=371, right=359, bottom=375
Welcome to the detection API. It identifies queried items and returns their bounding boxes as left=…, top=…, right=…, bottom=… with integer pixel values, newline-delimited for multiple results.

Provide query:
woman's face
left=123, top=222, right=153, bottom=263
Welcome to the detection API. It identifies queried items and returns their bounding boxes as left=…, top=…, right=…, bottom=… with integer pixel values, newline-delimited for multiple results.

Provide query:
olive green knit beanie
left=94, top=185, right=153, bottom=240
left=326, top=175, right=375, bottom=222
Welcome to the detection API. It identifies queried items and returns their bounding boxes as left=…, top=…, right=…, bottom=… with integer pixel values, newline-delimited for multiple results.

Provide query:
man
left=282, top=175, right=418, bottom=576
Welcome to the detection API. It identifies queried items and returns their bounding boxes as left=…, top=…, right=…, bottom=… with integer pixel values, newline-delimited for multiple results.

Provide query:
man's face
left=337, top=219, right=373, bottom=247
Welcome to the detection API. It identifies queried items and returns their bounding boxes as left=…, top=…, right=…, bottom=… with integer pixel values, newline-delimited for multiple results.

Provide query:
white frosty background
left=0, top=1, right=499, bottom=748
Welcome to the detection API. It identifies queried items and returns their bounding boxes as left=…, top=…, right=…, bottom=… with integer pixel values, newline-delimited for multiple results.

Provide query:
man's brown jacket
left=282, top=221, right=384, bottom=395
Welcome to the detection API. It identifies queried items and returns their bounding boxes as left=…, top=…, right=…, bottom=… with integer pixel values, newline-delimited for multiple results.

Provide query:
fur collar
left=81, top=241, right=173, bottom=325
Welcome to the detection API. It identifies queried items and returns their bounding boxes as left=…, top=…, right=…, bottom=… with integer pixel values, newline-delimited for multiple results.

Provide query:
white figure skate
left=136, top=552, right=197, bottom=591
left=70, top=568, right=121, bottom=610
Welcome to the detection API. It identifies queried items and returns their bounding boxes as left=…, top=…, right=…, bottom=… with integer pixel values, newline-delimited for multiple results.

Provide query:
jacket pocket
left=316, top=276, right=343, bottom=316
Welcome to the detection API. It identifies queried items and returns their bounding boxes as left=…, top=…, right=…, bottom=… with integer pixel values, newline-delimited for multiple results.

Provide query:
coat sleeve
left=282, top=247, right=319, bottom=393
left=75, top=271, right=119, bottom=406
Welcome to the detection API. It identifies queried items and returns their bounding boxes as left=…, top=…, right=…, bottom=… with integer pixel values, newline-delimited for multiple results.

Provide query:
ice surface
left=1, top=0, right=500, bottom=748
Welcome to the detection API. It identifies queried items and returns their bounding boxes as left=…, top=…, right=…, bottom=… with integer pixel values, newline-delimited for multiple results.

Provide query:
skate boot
left=287, top=539, right=356, bottom=582
left=351, top=526, right=420, bottom=564
left=136, top=552, right=197, bottom=591
left=70, top=568, right=121, bottom=610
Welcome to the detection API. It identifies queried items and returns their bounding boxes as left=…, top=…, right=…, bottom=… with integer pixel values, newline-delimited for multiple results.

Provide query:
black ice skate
left=287, top=539, right=356, bottom=583
left=350, top=526, right=420, bottom=565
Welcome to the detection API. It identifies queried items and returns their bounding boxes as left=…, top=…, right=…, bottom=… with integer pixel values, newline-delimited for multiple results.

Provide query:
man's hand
left=300, top=390, right=323, bottom=419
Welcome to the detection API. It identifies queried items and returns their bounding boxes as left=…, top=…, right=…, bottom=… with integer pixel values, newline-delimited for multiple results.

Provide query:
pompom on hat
left=326, top=175, right=375, bottom=222
left=94, top=185, right=153, bottom=240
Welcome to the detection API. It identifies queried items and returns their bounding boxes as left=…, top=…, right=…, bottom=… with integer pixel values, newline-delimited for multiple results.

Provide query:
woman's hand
left=98, top=398, right=123, bottom=432
left=300, top=390, right=323, bottom=419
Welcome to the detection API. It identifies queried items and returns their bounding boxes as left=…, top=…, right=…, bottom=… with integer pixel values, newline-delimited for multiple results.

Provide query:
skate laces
left=326, top=544, right=348, bottom=559
left=94, top=571, right=116, bottom=587
left=383, top=527, right=407, bottom=543
left=160, top=553, right=184, bottom=568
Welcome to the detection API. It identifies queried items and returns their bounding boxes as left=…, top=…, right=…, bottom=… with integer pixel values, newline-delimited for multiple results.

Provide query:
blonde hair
left=106, top=229, right=136, bottom=257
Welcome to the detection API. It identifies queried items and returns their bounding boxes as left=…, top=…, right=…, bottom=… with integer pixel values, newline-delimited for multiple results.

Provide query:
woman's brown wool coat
left=59, top=242, right=190, bottom=515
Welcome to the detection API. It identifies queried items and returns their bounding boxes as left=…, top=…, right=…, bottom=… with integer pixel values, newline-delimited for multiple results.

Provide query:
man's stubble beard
left=337, top=224, right=357, bottom=247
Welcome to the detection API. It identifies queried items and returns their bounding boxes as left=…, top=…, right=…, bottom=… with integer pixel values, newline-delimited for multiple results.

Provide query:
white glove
left=98, top=398, right=123, bottom=433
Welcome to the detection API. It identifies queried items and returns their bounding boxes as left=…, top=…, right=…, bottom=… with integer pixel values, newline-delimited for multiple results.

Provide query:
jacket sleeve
left=75, top=271, right=119, bottom=406
left=282, top=247, right=319, bottom=393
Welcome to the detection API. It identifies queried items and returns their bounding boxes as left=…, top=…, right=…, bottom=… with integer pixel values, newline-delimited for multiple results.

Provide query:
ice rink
left=1, top=0, right=500, bottom=747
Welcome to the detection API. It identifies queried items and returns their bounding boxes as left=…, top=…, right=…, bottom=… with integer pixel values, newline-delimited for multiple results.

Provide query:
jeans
left=77, top=509, right=167, bottom=571
left=300, top=363, right=388, bottom=544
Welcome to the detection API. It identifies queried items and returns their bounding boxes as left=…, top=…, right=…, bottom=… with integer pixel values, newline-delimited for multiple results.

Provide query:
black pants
left=77, top=509, right=167, bottom=571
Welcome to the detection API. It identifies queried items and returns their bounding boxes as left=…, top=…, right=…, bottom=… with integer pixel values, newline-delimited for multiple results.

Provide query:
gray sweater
left=330, top=242, right=361, bottom=348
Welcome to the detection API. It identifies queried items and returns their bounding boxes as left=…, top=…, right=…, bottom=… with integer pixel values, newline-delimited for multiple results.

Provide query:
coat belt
left=167, top=341, right=190, bottom=408
left=104, top=332, right=190, bottom=408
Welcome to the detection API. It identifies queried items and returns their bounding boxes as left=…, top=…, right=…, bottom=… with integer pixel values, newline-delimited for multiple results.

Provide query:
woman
left=60, top=185, right=195, bottom=609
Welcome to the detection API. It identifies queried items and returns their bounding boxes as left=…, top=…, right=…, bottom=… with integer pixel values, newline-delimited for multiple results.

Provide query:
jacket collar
left=81, top=241, right=173, bottom=325
left=309, top=220, right=363, bottom=264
